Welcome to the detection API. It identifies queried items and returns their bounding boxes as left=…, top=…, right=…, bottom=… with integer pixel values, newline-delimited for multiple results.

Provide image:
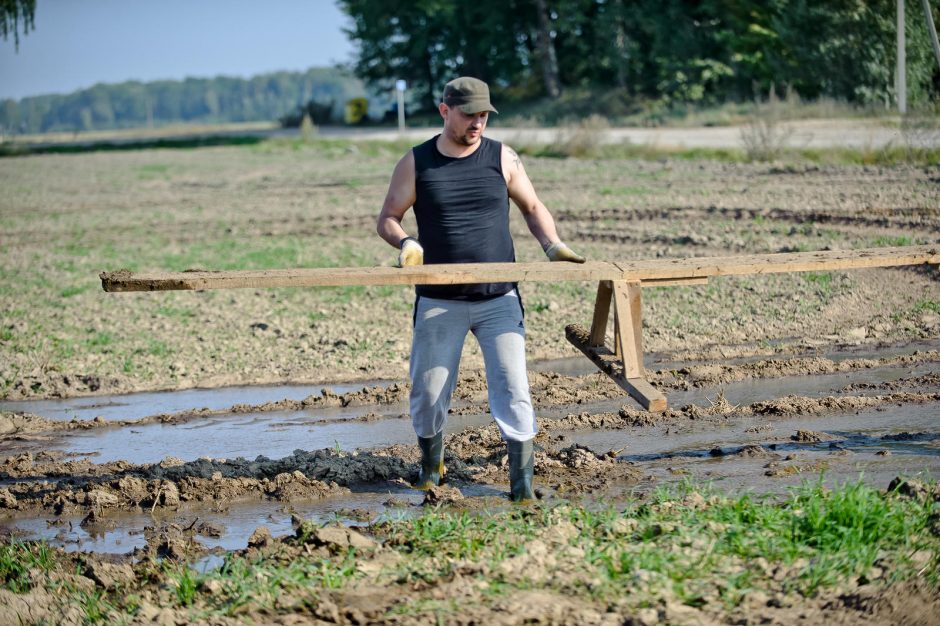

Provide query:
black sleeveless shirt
left=412, top=135, right=516, bottom=300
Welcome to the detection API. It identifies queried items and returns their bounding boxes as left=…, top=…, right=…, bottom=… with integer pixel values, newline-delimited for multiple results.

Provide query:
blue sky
left=0, top=0, right=355, bottom=100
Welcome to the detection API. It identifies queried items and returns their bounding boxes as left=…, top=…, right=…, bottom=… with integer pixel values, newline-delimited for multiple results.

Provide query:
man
left=376, top=76, right=584, bottom=501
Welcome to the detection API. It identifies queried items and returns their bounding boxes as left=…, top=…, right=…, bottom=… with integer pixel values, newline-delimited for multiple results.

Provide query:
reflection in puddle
left=0, top=381, right=392, bottom=423
left=0, top=483, right=506, bottom=556
left=49, top=410, right=492, bottom=465
left=1, top=360, right=937, bottom=555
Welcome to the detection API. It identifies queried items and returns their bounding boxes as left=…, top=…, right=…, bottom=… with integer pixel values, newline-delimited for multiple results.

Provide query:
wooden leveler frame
left=101, top=245, right=940, bottom=413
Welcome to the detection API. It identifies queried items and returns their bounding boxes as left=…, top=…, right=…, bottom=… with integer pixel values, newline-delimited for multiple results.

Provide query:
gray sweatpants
left=410, top=290, right=536, bottom=442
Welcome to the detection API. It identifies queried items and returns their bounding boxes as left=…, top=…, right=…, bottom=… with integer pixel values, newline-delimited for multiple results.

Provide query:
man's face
left=442, top=105, right=489, bottom=146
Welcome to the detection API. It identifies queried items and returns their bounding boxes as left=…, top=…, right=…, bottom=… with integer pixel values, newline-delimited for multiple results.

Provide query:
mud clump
left=791, top=429, right=839, bottom=443
left=729, top=444, right=779, bottom=459
left=765, top=460, right=829, bottom=478
left=422, top=485, right=465, bottom=506
left=295, top=522, right=379, bottom=554
left=538, top=444, right=641, bottom=495
left=669, top=352, right=940, bottom=390
left=137, top=521, right=211, bottom=560
left=752, top=392, right=940, bottom=416
left=888, top=476, right=940, bottom=502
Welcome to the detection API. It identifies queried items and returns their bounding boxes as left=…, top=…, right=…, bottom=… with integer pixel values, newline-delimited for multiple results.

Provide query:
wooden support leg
left=565, top=279, right=667, bottom=413
left=589, top=281, right=612, bottom=347
left=612, top=281, right=643, bottom=378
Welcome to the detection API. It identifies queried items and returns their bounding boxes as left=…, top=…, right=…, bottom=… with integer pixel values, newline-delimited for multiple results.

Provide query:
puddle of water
left=0, top=381, right=391, bottom=423
left=0, top=482, right=505, bottom=556
left=651, top=338, right=940, bottom=372
left=537, top=362, right=939, bottom=418
left=562, top=403, right=940, bottom=460
left=556, top=402, right=940, bottom=498
left=35, top=409, right=494, bottom=465
left=641, top=449, right=940, bottom=500
left=696, top=363, right=939, bottom=407
left=3, top=362, right=934, bottom=465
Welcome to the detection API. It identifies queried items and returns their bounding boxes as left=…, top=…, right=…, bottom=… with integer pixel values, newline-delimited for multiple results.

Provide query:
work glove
left=398, top=237, right=424, bottom=267
left=543, top=241, right=585, bottom=263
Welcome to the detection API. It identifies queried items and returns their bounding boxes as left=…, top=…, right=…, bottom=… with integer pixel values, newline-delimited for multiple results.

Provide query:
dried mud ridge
left=2, top=478, right=939, bottom=626
left=3, top=350, right=938, bottom=440
left=569, top=205, right=940, bottom=237
left=2, top=368, right=938, bottom=520
left=0, top=413, right=645, bottom=519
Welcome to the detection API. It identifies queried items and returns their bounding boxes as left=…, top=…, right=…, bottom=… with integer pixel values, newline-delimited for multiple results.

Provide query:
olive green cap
left=442, top=77, right=498, bottom=114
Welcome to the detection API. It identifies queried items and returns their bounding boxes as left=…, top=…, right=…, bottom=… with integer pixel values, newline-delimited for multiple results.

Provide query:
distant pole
left=922, top=0, right=940, bottom=72
left=897, top=0, right=907, bottom=114
left=395, top=79, right=406, bottom=135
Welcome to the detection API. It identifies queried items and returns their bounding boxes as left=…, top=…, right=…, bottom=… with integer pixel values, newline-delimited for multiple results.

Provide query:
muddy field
left=0, top=136, right=939, bottom=624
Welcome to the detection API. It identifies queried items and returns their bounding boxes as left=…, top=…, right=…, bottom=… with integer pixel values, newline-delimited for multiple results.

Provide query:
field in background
left=1, top=134, right=939, bottom=624
left=0, top=136, right=938, bottom=398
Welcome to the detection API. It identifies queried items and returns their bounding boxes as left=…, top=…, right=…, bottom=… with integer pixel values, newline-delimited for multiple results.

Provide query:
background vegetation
left=341, top=0, right=940, bottom=116
left=3, top=1, right=938, bottom=135
left=0, top=67, right=367, bottom=134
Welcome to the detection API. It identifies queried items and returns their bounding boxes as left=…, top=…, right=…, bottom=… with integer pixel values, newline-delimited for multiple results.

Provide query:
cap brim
left=446, top=96, right=498, bottom=115
left=456, top=103, right=498, bottom=114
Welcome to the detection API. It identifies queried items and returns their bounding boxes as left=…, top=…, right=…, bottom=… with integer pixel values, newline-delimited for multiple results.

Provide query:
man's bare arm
left=376, top=151, right=417, bottom=248
left=501, top=144, right=560, bottom=247
left=502, top=144, right=585, bottom=263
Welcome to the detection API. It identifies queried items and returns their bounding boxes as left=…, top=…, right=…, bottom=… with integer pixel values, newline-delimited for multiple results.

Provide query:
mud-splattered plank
left=565, top=323, right=667, bottom=412
left=100, top=245, right=939, bottom=292
left=99, top=262, right=621, bottom=292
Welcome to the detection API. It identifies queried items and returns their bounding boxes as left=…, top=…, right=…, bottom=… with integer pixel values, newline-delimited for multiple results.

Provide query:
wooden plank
left=589, top=281, right=612, bottom=347
left=613, top=245, right=940, bottom=281
left=100, top=245, right=940, bottom=292
left=100, top=261, right=621, bottom=292
left=566, top=324, right=667, bottom=412
left=640, top=277, right=708, bottom=287
left=612, top=281, right=643, bottom=378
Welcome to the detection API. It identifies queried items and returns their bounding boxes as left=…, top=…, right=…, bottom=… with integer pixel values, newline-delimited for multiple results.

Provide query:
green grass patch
left=155, top=305, right=196, bottom=319
left=0, top=481, right=936, bottom=622
left=0, top=542, right=54, bottom=593
left=599, top=185, right=651, bottom=197
left=871, top=235, right=916, bottom=247
left=0, top=135, right=265, bottom=158
left=59, top=285, right=89, bottom=298
left=84, top=331, right=114, bottom=349
left=803, top=271, right=833, bottom=293
left=914, top=298, right=940, bottom=314
left=137, top=163, right=172, bottom=180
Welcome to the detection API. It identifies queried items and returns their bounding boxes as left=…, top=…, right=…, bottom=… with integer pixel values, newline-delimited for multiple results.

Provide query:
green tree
left=1, top=0, right=35, bottom=49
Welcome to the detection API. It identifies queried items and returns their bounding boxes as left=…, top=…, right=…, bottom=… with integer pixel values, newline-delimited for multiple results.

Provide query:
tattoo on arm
left=508, top=148, right=522, bottom=171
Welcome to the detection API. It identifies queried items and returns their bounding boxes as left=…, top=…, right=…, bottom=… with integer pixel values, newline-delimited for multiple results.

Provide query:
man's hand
left=398, top=237, right=424, bottom=267
left=543, top=241, right=585, bottom=263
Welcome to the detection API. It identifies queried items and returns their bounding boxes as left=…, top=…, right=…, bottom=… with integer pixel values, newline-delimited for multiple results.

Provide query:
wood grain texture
left=565, top=323, right=667, bottom=412
left=100, top=245, right=940, bottom=292
left=612, top=245, right=940, bottom=281
left=612, top=281, right=644, bottom=378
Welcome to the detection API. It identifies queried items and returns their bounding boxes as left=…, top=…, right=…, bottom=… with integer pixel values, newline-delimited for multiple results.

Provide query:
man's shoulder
left=413, top=135, right=440, bottom=154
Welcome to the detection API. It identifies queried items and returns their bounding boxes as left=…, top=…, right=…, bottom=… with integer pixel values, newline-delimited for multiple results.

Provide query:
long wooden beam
left=100, top=245, right=939, bottom=292
left=612, top=245, right=940, bottom=281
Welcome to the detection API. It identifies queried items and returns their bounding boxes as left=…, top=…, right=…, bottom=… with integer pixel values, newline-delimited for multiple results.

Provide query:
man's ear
left=438, top=102, right=449, bottom=121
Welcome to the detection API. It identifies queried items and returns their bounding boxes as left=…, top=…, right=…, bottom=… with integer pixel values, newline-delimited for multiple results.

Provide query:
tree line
left=339, top=0, right=940, bottom=112
left=1, top=68, right=365, bottom=134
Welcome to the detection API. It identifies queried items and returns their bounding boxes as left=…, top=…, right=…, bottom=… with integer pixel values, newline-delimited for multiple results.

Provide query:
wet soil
left=1, top=143, right=939, bottom=623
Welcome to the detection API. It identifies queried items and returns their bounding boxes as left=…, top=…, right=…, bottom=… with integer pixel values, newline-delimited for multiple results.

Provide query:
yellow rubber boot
left=413, top=433, right=444, bottom=490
